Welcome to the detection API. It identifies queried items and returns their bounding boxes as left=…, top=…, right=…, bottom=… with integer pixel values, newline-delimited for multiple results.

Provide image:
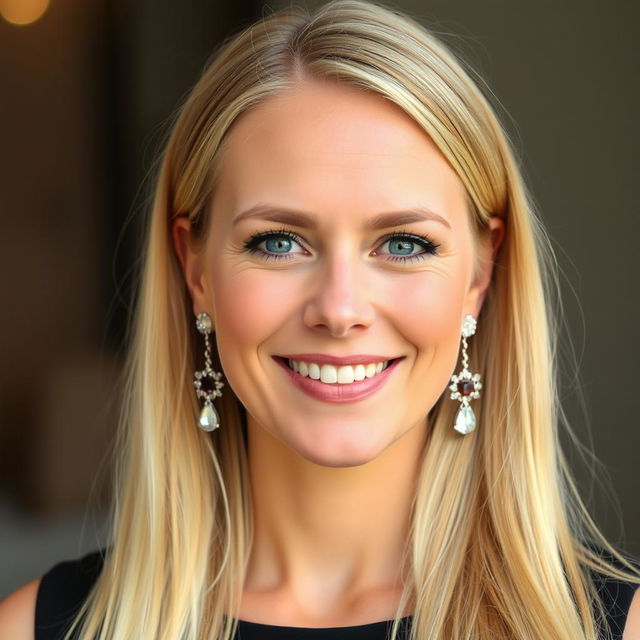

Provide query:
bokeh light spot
left=0, top=0, right=50, bottom=26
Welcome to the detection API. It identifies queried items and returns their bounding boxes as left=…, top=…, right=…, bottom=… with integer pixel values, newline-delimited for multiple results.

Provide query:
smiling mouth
left=274, top=356, right=400, bottom=385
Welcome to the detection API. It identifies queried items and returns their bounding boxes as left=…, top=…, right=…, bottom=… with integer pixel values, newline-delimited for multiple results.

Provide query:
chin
left=287, top=430, right=390, bottom=468
left=297, top=449, right=383, bottom=468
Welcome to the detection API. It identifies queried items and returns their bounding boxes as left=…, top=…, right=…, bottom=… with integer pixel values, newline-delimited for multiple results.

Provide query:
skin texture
left=0, top=81, right=638, bottom=638
left=173, top=78, right=504, bottom=625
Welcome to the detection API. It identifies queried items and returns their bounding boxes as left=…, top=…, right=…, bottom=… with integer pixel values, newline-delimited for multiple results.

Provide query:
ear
left=464, top=215, right=505, bottom=318
left=171, top=216, right=214, bottom=325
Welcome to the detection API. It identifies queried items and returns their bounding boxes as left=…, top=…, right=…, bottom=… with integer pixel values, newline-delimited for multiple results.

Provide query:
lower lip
left=273, top=357, right=403, bottom=404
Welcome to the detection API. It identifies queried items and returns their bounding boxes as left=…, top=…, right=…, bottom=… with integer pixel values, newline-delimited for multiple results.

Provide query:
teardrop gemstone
left=199, top=403, right=220, bottom=431
left=454, top=404, right=476, bottom=434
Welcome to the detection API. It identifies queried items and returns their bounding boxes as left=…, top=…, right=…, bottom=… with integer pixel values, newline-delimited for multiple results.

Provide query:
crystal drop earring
left=448, top=314, right=482, bottom=435
left=193, top=312, right=224, bottom=431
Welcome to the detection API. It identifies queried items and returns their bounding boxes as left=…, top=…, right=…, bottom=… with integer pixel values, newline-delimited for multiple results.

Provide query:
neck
left=241, top=417, right=427, bottom=624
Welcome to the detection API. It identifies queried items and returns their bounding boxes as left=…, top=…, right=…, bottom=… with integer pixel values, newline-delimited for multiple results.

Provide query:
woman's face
left=175, top=79, right=500, bottom=467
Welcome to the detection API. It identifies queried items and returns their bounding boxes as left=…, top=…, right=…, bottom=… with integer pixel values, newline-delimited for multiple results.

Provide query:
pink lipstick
left=272, top=356, right=403, bottom=404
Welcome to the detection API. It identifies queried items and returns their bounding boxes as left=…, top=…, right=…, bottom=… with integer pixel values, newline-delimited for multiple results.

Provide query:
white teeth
left=337, top=365, right=354, bottom=384
left=286, top=358, right=392, bottom=384
left=320, top=365, right=338, bottom=384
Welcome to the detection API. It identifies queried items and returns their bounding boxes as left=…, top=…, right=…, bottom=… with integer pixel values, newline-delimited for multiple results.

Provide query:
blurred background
left=0, top=0, right=638, bottom=597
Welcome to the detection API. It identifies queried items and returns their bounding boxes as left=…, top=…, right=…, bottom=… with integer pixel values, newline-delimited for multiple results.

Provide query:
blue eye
left=264, top=236, right=294, bottom=253
left=377, top=231, right=440, bottom=263
left=243, top=229, right=305, bottom=262
left=389, top=240, right=415, bottom=255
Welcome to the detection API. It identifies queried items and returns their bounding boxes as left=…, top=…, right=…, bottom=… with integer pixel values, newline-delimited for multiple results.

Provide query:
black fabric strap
left=35, top=550, right=105, bottom=640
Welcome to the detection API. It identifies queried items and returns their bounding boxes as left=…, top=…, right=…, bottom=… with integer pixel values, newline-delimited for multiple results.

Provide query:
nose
left=302, top=247, right=375, bottom=338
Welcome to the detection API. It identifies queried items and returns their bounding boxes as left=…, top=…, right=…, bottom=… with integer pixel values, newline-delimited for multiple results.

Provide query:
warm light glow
left=0, top=0, right=49, bottom=25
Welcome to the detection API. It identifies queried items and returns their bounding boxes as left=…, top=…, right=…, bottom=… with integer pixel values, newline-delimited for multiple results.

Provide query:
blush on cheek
left=390, top=274, right=464, bottom=348
left=211, top=269, right=301, bottom=352
left=207, top=270, right=286, bottom=413
left=390, top=273, right=467, bottom=412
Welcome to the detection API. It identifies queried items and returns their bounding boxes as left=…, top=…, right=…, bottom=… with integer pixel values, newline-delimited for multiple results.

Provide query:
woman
left=2, top=1, right=639, bottom=638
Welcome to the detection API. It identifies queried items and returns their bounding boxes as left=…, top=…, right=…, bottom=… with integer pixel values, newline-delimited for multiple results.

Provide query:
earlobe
left=171, top=216, right=211, bottom=320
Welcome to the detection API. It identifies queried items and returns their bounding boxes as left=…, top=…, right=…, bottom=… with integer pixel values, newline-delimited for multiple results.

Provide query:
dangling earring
left=193, top=312, right=224, bottom=431
left=449, top=314, right=482, bottom=435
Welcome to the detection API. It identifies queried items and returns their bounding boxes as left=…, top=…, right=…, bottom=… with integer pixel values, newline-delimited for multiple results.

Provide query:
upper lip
left=276, top=354, right=402, bottom=366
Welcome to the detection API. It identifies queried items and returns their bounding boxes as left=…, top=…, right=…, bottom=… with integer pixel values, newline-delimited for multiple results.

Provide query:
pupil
left=392, top=240, right=413, bottom=255
left=266, top=237, right=291, bottom=253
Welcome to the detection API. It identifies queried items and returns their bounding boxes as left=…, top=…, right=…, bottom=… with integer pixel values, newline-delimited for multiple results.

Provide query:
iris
left=264, top=236, right=293, bottom=253
left=388, top=239, right=415, bottom=255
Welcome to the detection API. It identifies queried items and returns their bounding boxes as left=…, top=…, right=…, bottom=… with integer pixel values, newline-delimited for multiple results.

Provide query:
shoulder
left=597, top=574, right=640, bottom=640
left=0, top=577, right=41, bottom=640
left=585, top=542, right=640, bottom=639
left=1, top=549, right=106, bottom=640
left=623, top=586, right=640, bottom=639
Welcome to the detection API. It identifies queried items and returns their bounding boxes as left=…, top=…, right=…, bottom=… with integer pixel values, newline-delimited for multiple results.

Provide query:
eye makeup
left=242, top=226, right=440, bottom=264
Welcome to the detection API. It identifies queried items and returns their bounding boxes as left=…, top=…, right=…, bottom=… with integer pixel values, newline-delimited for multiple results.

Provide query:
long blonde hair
left=66, top=1, right=640, bottom=638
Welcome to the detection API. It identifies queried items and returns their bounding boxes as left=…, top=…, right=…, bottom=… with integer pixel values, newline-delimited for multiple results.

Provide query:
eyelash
left=242, top=227, right=440, bottom=264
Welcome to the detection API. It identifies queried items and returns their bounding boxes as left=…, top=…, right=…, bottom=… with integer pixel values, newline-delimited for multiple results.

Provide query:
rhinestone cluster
left=193, top=367, right=224, bottom=403
left=461, top=314, right=477, bottom=338
left=449, top=370, right=482, bottom=403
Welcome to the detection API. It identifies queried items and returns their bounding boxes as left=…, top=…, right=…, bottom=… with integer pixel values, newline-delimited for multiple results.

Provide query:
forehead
left=212, top=80, right=468, bottom=227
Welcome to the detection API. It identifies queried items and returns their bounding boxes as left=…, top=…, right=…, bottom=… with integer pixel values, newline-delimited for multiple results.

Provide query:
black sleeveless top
left=35, top=549, right=638, bottom=639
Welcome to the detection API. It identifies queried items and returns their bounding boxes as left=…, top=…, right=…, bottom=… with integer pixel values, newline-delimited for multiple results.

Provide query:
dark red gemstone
left=199, top=375, right=214, bottom=394
left=457, top=380, right=475, bottom=396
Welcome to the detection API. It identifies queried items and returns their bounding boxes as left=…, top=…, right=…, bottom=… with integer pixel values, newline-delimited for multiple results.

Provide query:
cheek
left=389, top=271, right=465, bottom=349
left=388, top=269, right=468, bottom=406
left=209, top=267, right=299, bottom=357
left=206, top=267, right=298, bottom=412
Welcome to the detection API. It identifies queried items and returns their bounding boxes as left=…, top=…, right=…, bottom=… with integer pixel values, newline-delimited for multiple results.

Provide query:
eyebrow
left=232, top=204, right=452, bottom=230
